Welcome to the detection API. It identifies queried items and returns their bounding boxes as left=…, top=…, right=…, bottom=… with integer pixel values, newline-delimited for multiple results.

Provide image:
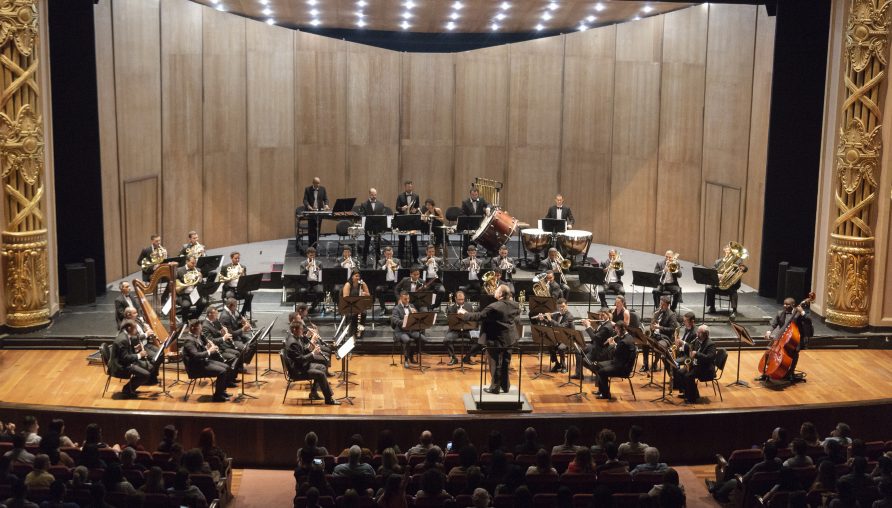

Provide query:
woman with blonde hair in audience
left=375, top=473, right=409, bottom=508
left=377, top=448, right=403, bottom=480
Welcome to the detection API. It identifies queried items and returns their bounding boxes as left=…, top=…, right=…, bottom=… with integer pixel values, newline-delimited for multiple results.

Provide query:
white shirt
left=556, top=207, right=563, bottom=220
left=384, top=260, right=396, bottom=282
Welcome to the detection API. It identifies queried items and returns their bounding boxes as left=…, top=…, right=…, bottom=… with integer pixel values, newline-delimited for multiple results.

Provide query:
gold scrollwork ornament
left=847, top=0, right=892, bottom=72
left=0, top=0, right=38, bottom=56
left=0, top=104, right=43, bottom=184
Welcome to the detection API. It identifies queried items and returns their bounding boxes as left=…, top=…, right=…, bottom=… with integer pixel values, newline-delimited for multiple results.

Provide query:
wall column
left=0, top=0, right=50, bottom=329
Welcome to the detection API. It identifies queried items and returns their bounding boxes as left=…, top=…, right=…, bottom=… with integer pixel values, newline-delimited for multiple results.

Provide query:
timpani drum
left=471, top=209, right=518, bottom=252
left=521, top=228, right=550, bottom=254
left=558, top=230, right=593, bottom=256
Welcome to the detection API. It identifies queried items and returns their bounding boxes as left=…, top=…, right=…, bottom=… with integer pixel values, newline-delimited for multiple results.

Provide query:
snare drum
left=471, top=209, right=518, bottom=252
left=558, top=230, right=593, bottom=256
left=521, top=228, right=550, bottom=254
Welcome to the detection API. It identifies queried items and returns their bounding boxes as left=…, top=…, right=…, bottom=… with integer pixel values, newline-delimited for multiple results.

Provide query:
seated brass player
left=377, top=246, right=401, bottom=313
left=175, top=255, right=207, bottom=320
left=572, top=309, right=615, bottom=380
left=219, top=252, right=253, bottom=317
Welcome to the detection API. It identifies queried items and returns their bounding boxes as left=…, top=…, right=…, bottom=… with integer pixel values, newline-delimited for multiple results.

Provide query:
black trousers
left=653, top=284, right=681, bottom=311
left=376, top=282, right=396, bottom=310
left=398, top=234, right=419, bottom=263
left=706, top=283, right=740, bottom=312
left=444, top=331, right=482, bottom=359
left=124, top=360, right=153, bottom=391
left=307, top=216, right=322, bottom=249
left=305, top=364, right=333, bottom=400
left=177, top=294, right=207, bottom=320
left=224, top=288, right=255, bottom=317
left=575, top=343, right=606, bottom=377
left=192, top=360, right=233, bottom=397
left=362, top=235, right=381, bottom=264
left=487, top=347, right=512, bottom=392
left=598, top=283, right=625, bottom=308
left=595, top=362, right=626, bottom=397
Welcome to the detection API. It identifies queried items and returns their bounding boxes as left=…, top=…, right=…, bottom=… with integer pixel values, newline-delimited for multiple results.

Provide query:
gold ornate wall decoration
left=0, top=0, right=48, bottom=328
left=825, top=0, right=892, bottom=328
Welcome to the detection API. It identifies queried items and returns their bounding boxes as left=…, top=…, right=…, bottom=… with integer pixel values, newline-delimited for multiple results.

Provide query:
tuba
left=532, top=272, right=551, bottom=297
left=481, top=271, right=498, bottom=295
left=717, top=242, right=749, bottom=290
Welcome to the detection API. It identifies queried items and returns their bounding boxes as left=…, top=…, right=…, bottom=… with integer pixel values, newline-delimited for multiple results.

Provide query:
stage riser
left=2, top=401, right=890, bottom=469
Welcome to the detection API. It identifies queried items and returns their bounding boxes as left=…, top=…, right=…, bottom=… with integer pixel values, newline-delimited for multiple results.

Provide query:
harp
left=132, top=262, right=179, bottom=355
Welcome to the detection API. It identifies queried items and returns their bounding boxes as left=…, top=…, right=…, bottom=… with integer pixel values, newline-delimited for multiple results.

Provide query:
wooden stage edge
left=2, top=349, right=892, bottom=467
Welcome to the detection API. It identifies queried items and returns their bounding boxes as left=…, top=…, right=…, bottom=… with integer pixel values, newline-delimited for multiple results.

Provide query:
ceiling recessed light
left=535, top=23, right=544, bottom=31
left=578, top=22, right=588, bottom=31
left=642, top=5, right=654, bottom=13
left=259, top=0, right=269, bottom=5
left=402, top=11, right=412, bottom=18
left=356, top=19, right=366, bottom=27
left=215, top=4, right=226, bottom=11
left=633, top=15, right=641, bottom=20
left=404, top=0, right=415, bottom=8
left=356, top=0, right=367, bottom=6
left=449, top=11, right=459, bottom=19
left=401, top=20, right=411, bottom=29
left=265, top=18, right=275, bottom=25
left=310, top=18, right=321, bottom=26
left=262, top=7, right=272, bottom=15
left=446, top=20, right=456, bottom=30
left=594, top=2, right=605, bottom=11
left=586, top=15, right=596, bottom=22
left=495, top=13, right=506, bottom=20
left=309, top=9, right=319, bottom=16
left=541, top=11, right=552, bottom=20
left=500, top=1, right=511, bottom=10
left=452, top=1, right=463, bottom=10
left=491, top=22, right=500, bottom=30
left=356, top=10, right=364, bottom=17
left=547, top=2, right=559, bottom=11
left=307, top=0, right=316, bottom=5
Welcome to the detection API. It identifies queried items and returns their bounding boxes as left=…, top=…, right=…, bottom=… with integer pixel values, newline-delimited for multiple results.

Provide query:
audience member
left=39, top=479, right=78, bottom=508
left=37, top=433, right=71, bottom=468
left=551, top=426, right=584, bottom=455
left=556, top=485, right=572, bottom=508
left=513, top=427, right=542, bottom=456
left=414, top=448, right=444, bottom=474
left=646, top=468, right=684, bottom=498
left=122, top=428, right=144, bottom=452
left=631, top=447, right=668, bottom=476
left=469, top=487, right=490, bottom=508
left=873, top=456, right=892, bottom=484
left=298, top=432, right=328, bottom=458
left=183, top=449, right=212, bottom=477
left=3, top=478, right=38, bottom=508
left=710, top=442, right=782, bottom=502
left=618, top=425, right=648, bottom=460
left=338, top=434, right=373, bottom=462
left=377, top=448, right=403, bottom=480
left=762, top=467, right=805, bottom=506
left=302, top=487, right=321, bottom=508
left=484, top=450, right=510, bottom=486
left=3, top=434, right=35, bottom=465
left=659, top=483, right=686, bottom=508
left=139, top=467, right=165, bottom=494
left=596, top=442, right=629, bottom=474
left=375, top=474, right=409, bottom=508
left=784, top=438, right=814, bottom=468
left=0, top=456, right=15, bottom=484
left=591, top=428, right=616, bottom=455
left=513, top=485, right=532, bottom=508
left=76, top=444, right=106, bottom=470
left=84, top=483, right=113, bottom=508
left=829, top=477, right=859, bottom=508
left=800, top=422, right=821, bottom=447
left=332, top=445, right=375, bottom=491
left=447, top=446, right=478, bottom=480
left=848, top=438, right=867, bottom=465
left=566, top=448, right=595, bottom=474
left=823, top=422, right=853, bottom=447
left=168, top=468, right=207, bottom=508
left=526, top=449, right=557, bottom=476
left=768, top=427, right=790, bottom=449
left=840, top=456, right=872, bottom=490
left=69, top=466, right=91, bottom=492
left=101, top=463, right=137, bottom=495
left=21, top=417, right=40, bottom=447
left=120, top=447, right=145, bottom=473
left=24, top=454, right=54, bottom=491
left=406, top=431, right=442, bottom=459
left=0, top=421, right=15, bottom=442
left=449, top=428, right=471, bottom=454
left=296, top=466, right=334, bottom=498
left=415, top=469, right=451, bottom=501
left=874, top=478, right=892, bottom=508
left=162, top=443, right=184, bottom=472
left=82, top=424, right=109, bottom=450
left=824, top=439, right=848, bottom=465
left=486, top=431, right=506, bottom=454
left=377, top=430, right=401, bottom=455
left=157, top=425, right=179, bottom=453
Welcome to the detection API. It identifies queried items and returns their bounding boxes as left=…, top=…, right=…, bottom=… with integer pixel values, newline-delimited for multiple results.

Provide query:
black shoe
left=403, top=360, right=410, bottom=369
left=409, top=355, right=418, bottom=364
left=502, top=385, right=510, bottom=393
left=592, top=391, right=603, bottom=397
left=211, top=394, right=228, bottom=402
left=559, top=363, right=568, bottom=373
left=705, top=479, right=716, bottom=493
left=550, top=364, right=561, bottom=373
left=309, top=392, right=323, bottom=401
left=596, top=393, right=611, bottom=400
left=708, top=306, right=717, bottom=314
left=569, top=374, right=582, bottom=380
left=326, top=370, right=335, bottom=377
left=639, top=366, right=649, bottom=373
left=222, top=392, right=232, bottom=398
left=227, top=382, right=239, bottom=388
left=448, top=357, right=458, bottom=366
left=462, top=357, right=476, bottom=365
left=483, top=386, right=500, bottom=394
left=754, top=374, right=769, bottom=382
left=325, top=399, right=341, bottom=405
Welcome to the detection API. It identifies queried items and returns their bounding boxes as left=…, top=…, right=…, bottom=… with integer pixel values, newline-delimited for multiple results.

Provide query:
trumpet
left=341, top=257, right=357, bottom=270
left=498, top=257, right=514, bottom=272
left=385, top=258, right=398, bottom=271
left=307, top=259, right=318, bottom=275
left=608, top=252, right=623, bottom=272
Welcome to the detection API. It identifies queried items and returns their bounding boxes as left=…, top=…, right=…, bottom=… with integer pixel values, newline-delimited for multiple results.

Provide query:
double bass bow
left=757, top=292, right=815, bottom=380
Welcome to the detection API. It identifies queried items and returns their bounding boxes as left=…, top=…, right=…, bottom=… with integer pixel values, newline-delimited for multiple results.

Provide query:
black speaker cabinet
left=65, top=263, right=88, bottom=306
left=84, top=257, right=96, bottom=304
left=776, top=261, right=789, bottom=304
left=785, top=267, right=808, bottom=303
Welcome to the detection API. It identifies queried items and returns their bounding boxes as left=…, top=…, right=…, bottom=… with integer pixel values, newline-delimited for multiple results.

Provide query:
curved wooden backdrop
left=95, top=0, right=774, bottom=287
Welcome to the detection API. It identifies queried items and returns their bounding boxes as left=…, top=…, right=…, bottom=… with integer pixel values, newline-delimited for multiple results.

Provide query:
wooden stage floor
left=2, top=348, right=891, bottom=417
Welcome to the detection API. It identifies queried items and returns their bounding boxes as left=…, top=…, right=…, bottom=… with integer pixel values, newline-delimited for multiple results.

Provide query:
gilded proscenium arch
left=825, top=0, right=891, bottom=328
left=0, top=0, right=50, bottom=328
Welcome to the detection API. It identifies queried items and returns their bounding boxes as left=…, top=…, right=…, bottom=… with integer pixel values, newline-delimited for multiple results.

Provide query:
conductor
left=457, top=285, right=520, bottom=395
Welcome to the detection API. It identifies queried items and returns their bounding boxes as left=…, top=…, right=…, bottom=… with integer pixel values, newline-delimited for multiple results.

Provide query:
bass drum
left=521, top=228, right=550, bottom=254
left=471, top=209, right=518, bottom=252
left=558, top=230, right=593, bottom=256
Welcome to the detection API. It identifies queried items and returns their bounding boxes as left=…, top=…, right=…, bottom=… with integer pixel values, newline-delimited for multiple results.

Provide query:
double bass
left=757, top=292, right=815, bottom=380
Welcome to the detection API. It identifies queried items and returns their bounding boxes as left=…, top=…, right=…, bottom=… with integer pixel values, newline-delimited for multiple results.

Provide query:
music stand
left=554, top=328, right=587, bottom=398
left=162, top=255, right=187, bottom=268
left=331, top=197, right=357, bottom=213
left=336, top=336, right=357, bottom=404
left=153, top=324, right=184, bottom=398
left=648, top=338, right=677, bottom=404
left=393, top=214, right=424, bottom=234
left=638, top=332, right=663, bottom=389
left=234, top=273, right=262, bottom=315
left=693, top=266, right=720, bottom=319
left=448, top=313, right=478, bottom=373
left=478, top=294, right=497, bottom=310
left=321, top=268, right=348, bottom=315
left=197, top=255, right=222, bottom=277
left=541, top=218, right=566, bottom=235
left=359, top=269, right=385, bottom=319
left=529, top=296, right=556, bottom=315
left=577, top=266, right=605, bottom=312
left=338, top=294, right=373, bottom=337
left=233, top=321, right=274, bottom=401
left=457, top=215, right=483, bottom=233
left=729, top=322, right=755, bottom=388
left=409, top=291, right=435, bottom=311
left=247, top=319, right=276, bottom=388
left=441, top=270, right=466, bottom=296
left=631, top=271, right=661, bottom=315
left=363, top=215, right=389, bottom=267
left=404, top=311, right=436, bottom=372
left=530, top=325, right=556, bottom=380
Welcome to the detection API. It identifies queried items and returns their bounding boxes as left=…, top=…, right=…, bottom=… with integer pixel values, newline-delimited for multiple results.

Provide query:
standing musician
left=459, top=245, right=483, bottom=295
left=545, top=194, right=575, bottom=229
left=640, top=296, right=678, bottom=372
left=115, top=281, right=142, bottom=327
left=540, top=248, right=570, bottom=298
left=285, top=320, right=339, bottom=405
left=377, top=246, right=401, bottom=313
left=113, top=319, right=160, bottom=398
left=395, top=180, right=421, bottom=263
left=532, top=298, right=574, bottom=372
left=673, top=325, right=717, bottom=404
left=653, top=250, right=682, bottom=312
left=121, top=307, right=159, bottom=359
left=176, top=255, right=207, bottom=320
left=182, top=319, right=236, bottom=402
left=756, top=297, right=813, bottom=383
left=219, top=252, right=253, bottom=317
left=179, top=231, right=206, bottom=258
left=342, top=271, right=370, bottom=339
left=460, top=186, right=491, bottom=253
left=572, top=309, right=615, bottom=380
left=391, top=291, right=427, bottom=368
left=201, top=307, right=246, bottom=374
left=419, top=244, right=446, bottom=308
left=302, top=177, right=329, bottom=249
left=598, top=249, right=625, bottom=308
left=706, top=243, right=748, bottom=316
left=421, top=199, right=447, bottom=251
left=490, top=245, right=516, bottom=284
left=359, top=188, right=384, bottom=266
left=444, top=291, right=480, bottom=366
left=590, top=321, right=637, bottom=400
left=458, top=285, right=520, bottom=395
left=220, top=297, right=253, bottom=346
left=137, top=234, right=166, bottom=281
left=301, top=247, right=324, bottom=311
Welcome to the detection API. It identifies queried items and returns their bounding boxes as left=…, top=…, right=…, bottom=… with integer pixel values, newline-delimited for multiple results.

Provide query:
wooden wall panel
left=161, top=0, right=203, bottom=250
left=454, top=45, right=509, bottom=205
left=112, top=0, right=162, bottom=266
left=346, top=45, right=400, bottom=206
left=609, top=16, right=663, bottom=252
left=123, top=177, right=160, bottom=270
left=202, top=8, right=247, bottom=248
left=701, top=4, right=757, bottom=259
left=247, top=20, right=295, bottom=241
left=400, top=52, right=455, bottom=209
left=94, top=0, right=123, bottom=280
left=655, top=5, right=707, bottom=261
left=560, top=26, right=616, bottom=245
left=702, top=183, right=723, bottom=261
left=295, top=32, right=348, bottom=206
left=505, top=37, right=563, bottom=226
left=742, top=6, right=775, bottom=287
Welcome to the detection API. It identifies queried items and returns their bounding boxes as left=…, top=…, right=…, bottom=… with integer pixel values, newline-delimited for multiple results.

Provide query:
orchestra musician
left=201, top=307, right=246, bottom=374
left=175, top=255, right=207, bottom=320
left=572, top=309, right=616, bottom=380
left=532, top=298, right=574, bottom=373
left=459, top=245, right=483, bottom=295
left=421, top=199, right=446, bottom=250
left=391, top=291, right=427, bottom=368
left=674, top=312, right=698, bottom=356
left=377, top=246, right=401, bottom=313
left=611, top=295, right=632, bottom=327
left=673, top=324, right=717, bottom=404
left=755, top=297, right=813, bottom=383
left=653, top=250, right=682, bottom=312
left=490, top=269, right=514, bottom=295
left=114, top=281, right=142, bottom=327
left=359, top=188, right=384, bottom=266
left=342, top=271, right=370, bottom=339
left=302, top=177, right=329, bottom=249
left=301, top=247, right=323, bottom=311
left=121, top=307, right=159, bottom=359
left=136, top=234, right=166, bottom=281
left=179, top=231, right=206, bottom=258
left=285, top=320, right=339, bottom=405
left=591, top=321, right=637, bottom=400
left=543, top=271, right=564, bottom=300
left=298, top=321, right=333, bottom=377
left=182, top=319, right=236, bottom=402
left=419, top=244, right=446, bottom=308
left=113, top=319, right=160, bottom=398
left=540, top=248, right=570, bottom=298
left=706, top=243, right=747, bottom=316
left=394, top=266, right=424, bottom=303
left=640, top=296, right=677, bottom=372
left=598, top=249, right=625, bottom=308
left=220, top=298, right=252, bottom=347
left=545, top=194, right=575, bottom=229
left=395, top=180, right=421, bottom=263
left=490, top=245, right=516, bottom=284
left=220, top=252, right=253, bottom=317
left=460, top=186, right=491, bottom=253
left=444, top=291, right=480, bottom=366
left=458, top=285, right=520, bottom=395
left=339, top=246, right=360, bottom=280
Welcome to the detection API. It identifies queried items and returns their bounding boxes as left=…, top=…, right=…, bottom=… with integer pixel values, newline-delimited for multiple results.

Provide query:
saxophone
left=518, top=290, right=527, bottom=313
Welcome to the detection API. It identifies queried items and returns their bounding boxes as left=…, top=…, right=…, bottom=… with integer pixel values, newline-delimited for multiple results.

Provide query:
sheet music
left=402, top=307, right=409, bottom=329
left=386, top=215, right=392, bottom=228
left=161, top=297, right=172, bottom=315
left=189, top=290, right=200, bottom=305
left=470, top=330, right=481, bottom=339
left=336, top=337, right=355, bottom=360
